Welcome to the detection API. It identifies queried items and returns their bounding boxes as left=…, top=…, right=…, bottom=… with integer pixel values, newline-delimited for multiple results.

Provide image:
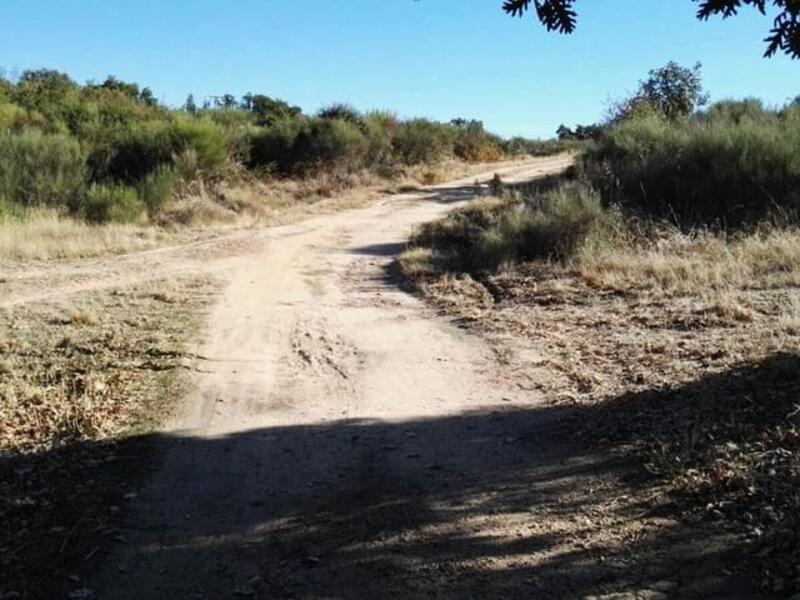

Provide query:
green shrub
left=392, top=119, right=454, bottom=165
left=169, top=118, right=228, bottom=173
left=412, top=184, right=605, bottom=272
left=248, top=117, right=308, bottom=174
left=293, top=118, right=368, bottom=173
left=173, top=148, right=200, bottom=180
left=98, top=122, right=173, bottom=183
left=0, top=67, right=517, bottom=225
left=138, top=165, right=178, bottom=215
left=318, top=103, right=365, bottom=127
left=587, top=107, right=800, bottom=228
left=0, top=130, right=86, bottom=209
left=82, top=184, right=144, bottom=223
left=0, top=102, right=47, bottom=132
left=363, top=111, right=398, bottom=168
left=0, top=197, right=25, bottom=221
left=486, top=183, right=604, bottom=265
left=505, top=136, right=579, bottom=156
left=453, top=121, right=504, bottom=163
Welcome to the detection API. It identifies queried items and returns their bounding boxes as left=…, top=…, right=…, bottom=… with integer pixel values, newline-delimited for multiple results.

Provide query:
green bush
left=363, top=111, right=398, bottom=168
left=293, top=118, right=368, bottom=173
left=505, top=136, right=579, bottom=156
left=587, top=106, right=800, bottom=227
left=412, top=184, right=605, bottom=272
left=0, top=102, right=47, bottom=132
left=0, top=197, right=25, bottom=221
left=0, top=130, right=86, bottom=209
left=169, top=118, right=228, bottom=173
left=98, top=122, right=173, bottom=183
left=318, top=103, right=365, bottom=127
left=0, top=67, right=516, bottom=224
left=453, top=120, right=504, bottom=163
left=138, top=165, right=178, bottom=215
left=82, top=183, right=144, bottom=223
left=485, top=184, right=604, bottom=265
left=392, top=119, right=454, bottom=165
left=248, top=117, right=308, bottom=173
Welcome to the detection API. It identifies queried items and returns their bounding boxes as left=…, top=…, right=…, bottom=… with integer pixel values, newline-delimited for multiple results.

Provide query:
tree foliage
left=501, top=0, right=800, bottom=58
left=609, top=62, right=708, bottom=123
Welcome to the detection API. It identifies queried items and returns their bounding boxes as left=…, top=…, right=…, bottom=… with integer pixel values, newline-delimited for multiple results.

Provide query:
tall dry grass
left=0, top=209, right=164, bottom=261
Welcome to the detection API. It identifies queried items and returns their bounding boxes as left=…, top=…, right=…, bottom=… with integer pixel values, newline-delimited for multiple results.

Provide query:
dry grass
left=0, top=276, right=218, bottom=598
left=0, top=277, right=216, bottom=454
left=161, top=158, right=529, bottom=229
left=578, top=227, right=800, bottom=294
left=0, top=210, right=168, bottom=261
left=0, top=158, right=525, bottom=266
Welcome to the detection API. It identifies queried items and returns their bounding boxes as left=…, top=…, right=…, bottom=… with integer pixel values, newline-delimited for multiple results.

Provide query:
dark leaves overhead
left=502, top=0, right=800, bottom=58
left=503, top=0, right=577, bottom=34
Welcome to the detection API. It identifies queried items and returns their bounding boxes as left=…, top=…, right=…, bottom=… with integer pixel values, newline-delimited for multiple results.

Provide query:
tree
left=556, top=124, right=573, bottom=140
left=139, top=87, right=157, bottom=106
left=217, top=94, right=237, bottom=109
left=19, top=69, right=75, bottom=87
left=318, top=103, right=364, bottom=125
left=184, top=93, right=198, bottom=115
left=556, top=123, right=602, bottom=140
left=93, top=75, right=139, bottom=98
left=608, top=61, right=708, bottom=122
left=501, top=0, right=800, bottom=58
left=247, top=94, right=303, bottom=126
left=15, top=69, right=76, bottom=110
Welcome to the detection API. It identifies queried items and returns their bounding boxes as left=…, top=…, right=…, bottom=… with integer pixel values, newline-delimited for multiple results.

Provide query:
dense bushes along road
left=0, top=70, right=567, bottom=225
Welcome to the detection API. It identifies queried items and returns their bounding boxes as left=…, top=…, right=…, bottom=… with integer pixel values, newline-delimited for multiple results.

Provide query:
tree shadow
left=5, top=355, right=796, bottom=598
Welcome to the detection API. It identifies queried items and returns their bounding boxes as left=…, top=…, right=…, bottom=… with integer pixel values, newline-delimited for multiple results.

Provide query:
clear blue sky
left=0, top=0, right=795, bottom=138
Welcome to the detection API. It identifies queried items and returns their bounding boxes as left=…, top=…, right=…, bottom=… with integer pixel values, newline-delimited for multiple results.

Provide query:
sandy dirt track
left=56, top=156, right=614, bottom=599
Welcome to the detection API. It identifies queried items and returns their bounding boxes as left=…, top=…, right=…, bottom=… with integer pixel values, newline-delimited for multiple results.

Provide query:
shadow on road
left=6, top=356, right=795, bottom=598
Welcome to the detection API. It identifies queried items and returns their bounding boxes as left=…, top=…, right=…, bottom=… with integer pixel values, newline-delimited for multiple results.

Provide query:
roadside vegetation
left=0, top=69, right=570, bottom=260
left=401, top=62, right=800, bottom=595
left=0, top=277, right=218, bottom=598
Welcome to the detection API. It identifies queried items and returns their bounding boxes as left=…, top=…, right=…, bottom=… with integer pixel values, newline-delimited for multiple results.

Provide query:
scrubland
left=401, top=97, right=800, bottom=594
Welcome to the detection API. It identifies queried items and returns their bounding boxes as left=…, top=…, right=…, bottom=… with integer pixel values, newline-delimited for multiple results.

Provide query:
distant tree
left=556, top=124, right=573, bottom=140
left=184, top=93, right=198, bottom=115
left=609, top=61, right=708, bottom=122
left=217, top=94, right=237, bottom=109
left=240, top=93, right=254, bottom=111
left=15, top=69, right=76, bottom=108
left=247, top=94, right=302, bottom=126
left=575, top=124, right=603, bottom=140
left=556, top=123, right=602, bottom=140
left=94, top=75, right=140, bottom=98
left=19, top=68, right=75, bottom=88
left=318, top=103, right=364, bottom=124
left=139, top=87, right=157, bottom=106
left=500, top=0, right=800, bottom=58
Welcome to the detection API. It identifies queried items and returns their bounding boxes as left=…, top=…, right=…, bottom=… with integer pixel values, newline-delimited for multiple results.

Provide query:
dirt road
left=48, top=156, right=619, bottom=598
